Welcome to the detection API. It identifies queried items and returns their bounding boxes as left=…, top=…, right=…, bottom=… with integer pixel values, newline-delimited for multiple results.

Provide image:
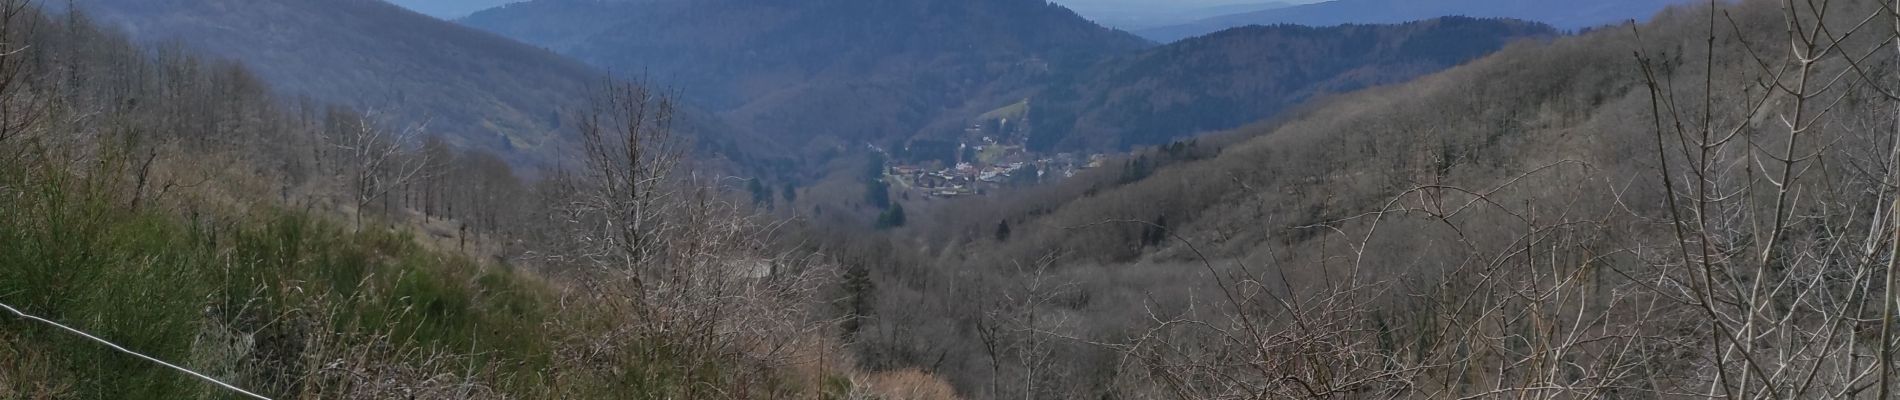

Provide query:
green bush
left=0, top=172, right=563, bottom=398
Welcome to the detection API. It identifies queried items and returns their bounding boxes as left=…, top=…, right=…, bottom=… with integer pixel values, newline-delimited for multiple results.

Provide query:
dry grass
left=855, top=369, right=962, bottom=400
left=0, top=333, right=71, bottom=399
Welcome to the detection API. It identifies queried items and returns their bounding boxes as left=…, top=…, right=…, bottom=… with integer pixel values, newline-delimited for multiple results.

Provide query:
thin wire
left=0, top=300, right=274, bottom=400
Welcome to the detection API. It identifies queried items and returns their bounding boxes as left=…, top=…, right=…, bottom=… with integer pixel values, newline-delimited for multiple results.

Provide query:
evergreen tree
left=866, top=180, right=891, bottom=209
left=748, top=179, right=772, bottom=206
left=838, top=263, right=875, bottom=339
left=876, top=203, right=907, bottom=229
left=1142, top=215, right=1171, bottom=247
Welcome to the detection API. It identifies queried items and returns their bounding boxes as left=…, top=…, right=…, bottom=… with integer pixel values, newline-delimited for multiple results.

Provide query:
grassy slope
left=0, top=172, right=557, bottom=397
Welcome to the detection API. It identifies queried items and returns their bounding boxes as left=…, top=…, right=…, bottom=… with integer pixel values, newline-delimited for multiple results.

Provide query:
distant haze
left=1056, top=0, right=1325, bottom=7
left=386, top=0, right=519, bottom=19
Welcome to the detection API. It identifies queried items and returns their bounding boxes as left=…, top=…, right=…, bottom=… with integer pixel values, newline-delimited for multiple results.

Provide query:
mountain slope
left=1030, top=16, right=1557, bottom=150
left=1140, top=0, right=1689, bottom=42
left=842, top=2, right=1819, bottom=395
left=0, top=4, right=875, bottom=398
left=68, top=0, right=607, bottom=168
left=463, top=0, right=1151, bottom=150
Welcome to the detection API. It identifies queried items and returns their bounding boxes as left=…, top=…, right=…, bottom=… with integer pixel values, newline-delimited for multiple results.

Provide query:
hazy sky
left=1058, top=0, right=1324, bottom=8
left=390, top=0, right=1332, bottom=20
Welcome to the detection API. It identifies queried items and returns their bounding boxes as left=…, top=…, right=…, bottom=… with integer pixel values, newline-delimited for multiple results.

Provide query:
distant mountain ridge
left=1139, top=0, right=1690, bottom=42
left=463, top=0, right=1152, bottom=153
left=1066, top=1, right=1293, bottom=30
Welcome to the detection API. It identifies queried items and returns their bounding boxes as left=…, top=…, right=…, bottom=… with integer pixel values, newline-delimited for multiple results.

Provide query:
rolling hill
left=1140, top=0, right=1691, bottom=42
left=840, top=1, right=1851, bottom=395
left=1029, top=16, right=1557, bottom=150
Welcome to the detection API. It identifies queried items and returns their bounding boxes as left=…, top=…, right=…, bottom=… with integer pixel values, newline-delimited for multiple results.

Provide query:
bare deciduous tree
left=321, top=110, right=429, bottom=230
left=0, top=0, right=40, bottom=168
left=543, top=82, right=839, bottom=398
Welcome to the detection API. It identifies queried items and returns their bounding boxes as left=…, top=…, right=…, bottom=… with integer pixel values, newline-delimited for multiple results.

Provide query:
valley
left=6, top=0, right=1896, bottom=399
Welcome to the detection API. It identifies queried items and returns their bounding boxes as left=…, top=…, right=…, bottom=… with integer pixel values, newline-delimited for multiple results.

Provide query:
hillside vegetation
left=818, top=0, right=1900, bottom=397
left=0, top=3, right=939, bottom=399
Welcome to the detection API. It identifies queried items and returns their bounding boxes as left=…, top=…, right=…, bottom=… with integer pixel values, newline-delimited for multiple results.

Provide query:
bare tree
left=566, top=82, right=685, bottom=276
left=543, top=82, right=838, bottom=398
left=322, top=110, right=429, bottom=230
left=0, top=0, right=40, bottom=165
left=977, top=254, right=1076, bottom=400
left=1621, top=0, right=1900, bottom=396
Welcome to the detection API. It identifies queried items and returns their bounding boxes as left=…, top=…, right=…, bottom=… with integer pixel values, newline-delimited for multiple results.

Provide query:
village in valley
left=875, top=100, right=1109, bottom=199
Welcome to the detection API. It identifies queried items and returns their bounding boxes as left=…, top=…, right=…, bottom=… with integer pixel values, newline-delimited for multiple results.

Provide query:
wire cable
left=0, top=300, right=273, bottom=400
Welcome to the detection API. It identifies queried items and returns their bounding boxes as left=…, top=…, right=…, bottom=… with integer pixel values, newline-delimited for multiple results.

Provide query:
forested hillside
left=0, top=2, right=941, bottom=398
left=1030, top=16, right=1556, bottom=150
left=816, top=0, right=1900, bottom=397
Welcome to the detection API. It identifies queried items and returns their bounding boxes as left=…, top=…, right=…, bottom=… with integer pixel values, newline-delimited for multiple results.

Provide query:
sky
left=388, top=0, right=1331, bottom=21
left=1058, top=0, right=1322, bottom=8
